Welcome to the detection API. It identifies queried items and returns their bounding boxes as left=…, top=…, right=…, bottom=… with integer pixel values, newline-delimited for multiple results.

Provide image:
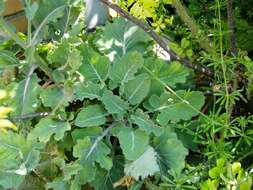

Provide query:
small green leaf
left=31, top=118, right=71, bottom=143
left=116, top=127, right=149, bottom=161
left=73, top=137, right=112, bottom=170
left=124, top=146, right=159, bottom=180
left=102, top=90, right=129, bottom=114
left=122, top=73, right=151, bottom=105
left=181, top=38, right=190, bottom=49
left=67, top=48, right=83, bottom=71
left=110, top=52, right=143, bottom=85
left=74, top=82, right=103, bottom=100
left=75, top=105, right=107, bottom=127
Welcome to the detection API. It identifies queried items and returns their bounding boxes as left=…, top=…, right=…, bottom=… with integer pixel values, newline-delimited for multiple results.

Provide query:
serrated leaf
left=122, top=73, right=151, bottom=105
left=75, top=105, right=107, bottom=127
left=124, top=146, right=159, bottom=180
left=110, top=52, right=143, bottom=85
left=73, top=137, right=112, bottom=170
left=157, top=90, right=205, bottom=125
left=30, top=118, right=71, bottom=143
left=102, top=90, right=129, bottom=114
left=79, top=51, right=110, bottom=84
left=116, top=127, right=149, bottom=161
left=154, top=129, right=188, bottom=174
left=130, top=109, right=161, bottom=135
left=74, top=82, right=103, bottom=100
left=96, top=17, right=150, bottom=59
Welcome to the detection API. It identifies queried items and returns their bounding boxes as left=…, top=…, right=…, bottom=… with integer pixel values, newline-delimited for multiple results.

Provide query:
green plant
left=201, top=159, right=252, bottom=190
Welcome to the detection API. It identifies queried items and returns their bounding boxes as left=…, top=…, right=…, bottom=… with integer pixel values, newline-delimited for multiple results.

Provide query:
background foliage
left=0, top=0, right=253, bottom=189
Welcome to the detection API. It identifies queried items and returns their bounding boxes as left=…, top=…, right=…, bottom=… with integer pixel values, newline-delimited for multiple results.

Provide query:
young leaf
left=73, top=137, right=112, bottom=170
left=30, top=118, right=71, bottom=143
left=124, top=146, right=159, bottom=180
left=75, top=105, right=107, bottom=127
left=116, top=127, right=149, bottom=161
left=74, top=81, right=103, bottom=100
left=102, top=90, right=129, bottom=114
left=156, top=90, right=205, bottom=125
left=122, top=73, right=151, bottom=105
left=109, top=52, right=143, bottom=85
left=154, top=129, right=188, bottom=174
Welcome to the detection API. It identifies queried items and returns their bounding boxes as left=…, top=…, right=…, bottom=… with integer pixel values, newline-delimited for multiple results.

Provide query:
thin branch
left=99, top=0, right=213, bottom=76
left=10, top=112, right=50, bottom=120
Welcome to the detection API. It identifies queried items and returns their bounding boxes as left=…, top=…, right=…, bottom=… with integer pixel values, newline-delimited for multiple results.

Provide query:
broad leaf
left=90, top=156, right=124, bottom=190
left=109, top=52, right=143, bottom=85
left=154, top=129, right=188, bottom=174
left=143, top=58, right=190, bottom=95
left=0, top=132, right=42, bottom=189
left=63, top=163, right=82, bottom=181
left=122, top=73, right=151, bottom=105
left=124, top=146, right=159, bottom=180
left=12, top=74, right=41, bottom=115
left=71, top=127, right=102, bottom=143
left=30, top=118, right=71, bottom=143
left=79, top=51, right=110, bottom=84
left=156, top=90, right=205, bottom=125
left=74, top=81, right=103, bottom=100
left=73, top=137, right=112, bottom=170
left=41, top=87, right=68, bottom=108
left=96, top=17, right=150, bottom=60
left=130, top=109, right=162, bottom=135
left=102, top=90, right=129, bottom=114
left=75, top=105, right=107, bottom=127
left=116, top=127, right=149, bottom=161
